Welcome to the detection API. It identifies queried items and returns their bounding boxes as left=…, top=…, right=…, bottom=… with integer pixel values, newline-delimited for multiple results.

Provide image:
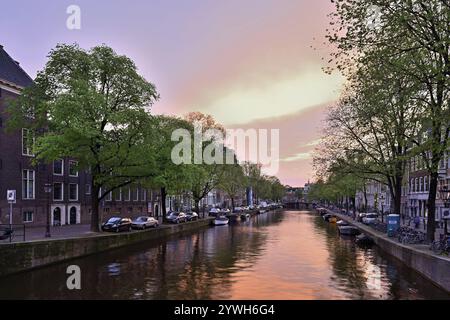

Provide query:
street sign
left=7, top=190, right=16, bottom=203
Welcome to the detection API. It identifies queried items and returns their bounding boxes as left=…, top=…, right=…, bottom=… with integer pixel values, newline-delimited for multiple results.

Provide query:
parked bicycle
left=370, top=221, right=387, bottom=233
left=0, top=227, right=14, bottom=242
left=430, top=235, right=450, bottom=255
left=396, top=227, right=425, bottom=245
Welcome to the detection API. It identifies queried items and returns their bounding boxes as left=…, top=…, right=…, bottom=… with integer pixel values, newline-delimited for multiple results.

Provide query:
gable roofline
left=0, top=44, right=34, bottom=89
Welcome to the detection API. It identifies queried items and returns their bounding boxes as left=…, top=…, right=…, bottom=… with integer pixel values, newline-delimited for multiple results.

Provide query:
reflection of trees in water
left=311, top=213, right=449, bottom=300
left=0, top=214, right=278, bottom=299
left=310, top=214, right=372, bottom=299
left=1, top=211, right=447, bottom=300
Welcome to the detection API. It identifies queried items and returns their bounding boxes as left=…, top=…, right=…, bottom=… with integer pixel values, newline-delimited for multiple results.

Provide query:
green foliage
left=7, top=44, right=160, bottom=231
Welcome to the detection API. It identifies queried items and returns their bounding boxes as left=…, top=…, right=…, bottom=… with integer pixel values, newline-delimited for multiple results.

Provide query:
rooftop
left=0, top=45, right=34, bottom=88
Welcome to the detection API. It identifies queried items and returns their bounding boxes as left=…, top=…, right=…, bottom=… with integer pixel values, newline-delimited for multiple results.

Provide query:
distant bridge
left=283, top=202, right=313, bottom=210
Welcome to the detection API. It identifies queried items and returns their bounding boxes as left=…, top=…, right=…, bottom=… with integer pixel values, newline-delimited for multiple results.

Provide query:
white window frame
left=21, top=128, right=35, bottom=157
left=69, top=183, right=79, bottom=201
left=22, top=211, right=34, bottom=223
left=85, top=184, right=91, bottom=195
left=133, top=188, right=139, bottom=201
left=105, top=191, right=112, bottom=201
left=68, top=160, right=79, bottom=177
left=124, top=188, right=131, bottom=201
left=53, top=159, right=64, bottom=176
left=22, top=170, right=35, bottom=200
left=116, top=188, right=122, bottom=201
left=53, top=182, right=64, bottom=201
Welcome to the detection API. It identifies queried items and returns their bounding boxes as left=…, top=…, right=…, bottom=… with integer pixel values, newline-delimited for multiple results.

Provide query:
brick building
left=0, top=45, right=160, bottom=227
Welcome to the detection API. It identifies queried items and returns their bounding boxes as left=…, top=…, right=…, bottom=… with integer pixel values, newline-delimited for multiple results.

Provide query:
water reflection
left=0, top=211, right=448, bottom=300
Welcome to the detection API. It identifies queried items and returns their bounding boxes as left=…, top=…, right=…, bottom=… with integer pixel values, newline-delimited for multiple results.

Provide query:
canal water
left=0, top=210, right=448, bottom=299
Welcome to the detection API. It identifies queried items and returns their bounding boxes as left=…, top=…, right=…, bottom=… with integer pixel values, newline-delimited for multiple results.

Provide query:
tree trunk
left=193, top=197, right=201, bottom=218
left=91, top=183, right=100, bottom=232
left=427, top=171, right=438, bottom=242
left=363, top=184, right=368, bottom=212
left=231, top=197, right=235, bottom=211
left=393, top=175, right=403, bottom=215
left=161, top=187, right=168, bottom=223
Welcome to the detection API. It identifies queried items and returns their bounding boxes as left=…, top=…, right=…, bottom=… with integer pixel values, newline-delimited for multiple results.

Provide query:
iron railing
left=0, top=224, right=26, bottom=243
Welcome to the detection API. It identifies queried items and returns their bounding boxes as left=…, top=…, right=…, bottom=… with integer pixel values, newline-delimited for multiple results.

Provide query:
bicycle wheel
left=431, top=241, right=443, bottom=255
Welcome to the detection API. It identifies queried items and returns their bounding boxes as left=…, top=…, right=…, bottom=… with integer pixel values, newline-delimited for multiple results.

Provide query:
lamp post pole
left=439, top=185, right=449, bottom=236
left=44, top=183, right=52, bottom=238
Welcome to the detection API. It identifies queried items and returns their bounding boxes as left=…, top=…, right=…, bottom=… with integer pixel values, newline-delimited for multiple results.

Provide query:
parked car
left=209, top=208, right=221, bottom=216
left=362, top=213, right=379, bottom=224
left=185, top=212, right=199, bottom=221
left=357, top=212, right=367, bottom=222
left=131, top=216, right=159, bottom=229
left=101, top=217, right=132, bottom=232
left=166, top=212, right=187, bottom=224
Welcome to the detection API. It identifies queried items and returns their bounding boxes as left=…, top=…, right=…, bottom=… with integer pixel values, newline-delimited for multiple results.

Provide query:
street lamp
left=44, top=183, right=52, bottom=238
left=439, top=185, right=450, bottom=235
left=380, top=193, right=385, bottom=223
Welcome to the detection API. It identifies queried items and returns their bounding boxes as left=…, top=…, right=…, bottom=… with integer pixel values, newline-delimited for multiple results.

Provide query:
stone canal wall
left=328, top=210, right=450, bottom=293
left=0, top=218, right=214, bottom=277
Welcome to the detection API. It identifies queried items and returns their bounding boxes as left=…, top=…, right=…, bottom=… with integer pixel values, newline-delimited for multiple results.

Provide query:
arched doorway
left=53, top=207, right=61, bottom=226
left=69, top=207, right=77, bottom=225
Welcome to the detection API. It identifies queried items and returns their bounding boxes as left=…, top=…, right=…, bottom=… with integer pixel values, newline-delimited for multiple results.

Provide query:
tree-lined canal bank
left=0, top=210, right=448, bottom=299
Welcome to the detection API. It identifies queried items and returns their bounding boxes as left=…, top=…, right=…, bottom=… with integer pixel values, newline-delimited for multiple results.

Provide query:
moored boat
left=226, top=212, right=239, bottom=222
left=213, top=216, right=229, bottom=226
left=323, top=214, right=336, bottom=222
left=336, top=220, right=349, bottom=226
left=355, top=234, right=374, bottom=246
left=338, top=226, right=360, bottom=236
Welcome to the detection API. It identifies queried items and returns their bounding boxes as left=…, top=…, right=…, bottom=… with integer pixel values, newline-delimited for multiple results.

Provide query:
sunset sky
left=0, top=0, right=344, bottom=186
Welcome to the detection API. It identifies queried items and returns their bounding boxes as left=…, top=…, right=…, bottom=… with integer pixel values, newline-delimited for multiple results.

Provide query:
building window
left=424, top=176, right=428, bottom=192
left=419, top=177, right=423, bottom=192
left=115, top=188, right=122, bottom=201
left=415, top=178, right=419, bottom=193
left=22, top=170, right=35, bottom=200
left=142, top=189, right=147, bottom=202
left=22, top=128, right=34, bottom=156
left=85, top=184, right=91, bottom=195
left=105, top=191, right=112, bottom=201
left=69, top=184, right=78, bottom=201
left=133, top=188, right=139, bottom=201
left=23, top=211, right=33, bottom=223
left=124, top=188, right=131, bottom=201
left=53, top=159, right=64, bottom=175
left=69, top=160, right=78, bottom=177
left=53, top=182, right=63, bottom=201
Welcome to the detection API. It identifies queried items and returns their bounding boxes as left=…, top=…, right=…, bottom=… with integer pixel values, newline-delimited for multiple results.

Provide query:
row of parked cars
left=101, top=211, right=200, bottom=232
left=101, top=216, right=159, bottom=232
left=166, top=211, right=198, bottom=224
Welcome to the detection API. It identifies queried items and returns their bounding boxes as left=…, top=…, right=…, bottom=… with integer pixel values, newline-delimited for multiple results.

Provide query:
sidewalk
left=334, top=210, right=448, bottom=257
left=8, top=224, right=97, bottom=242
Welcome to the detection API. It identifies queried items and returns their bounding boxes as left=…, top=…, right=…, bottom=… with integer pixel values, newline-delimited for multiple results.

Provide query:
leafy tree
left=183, top=112, right=227, bottom=213
left=7, top=44, right=159, bottom=232
left=218, top=161, right=246, bottom=210
left=326, top=0, right=450, bottom=241
left=142, top=115, right=193, bottom=221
